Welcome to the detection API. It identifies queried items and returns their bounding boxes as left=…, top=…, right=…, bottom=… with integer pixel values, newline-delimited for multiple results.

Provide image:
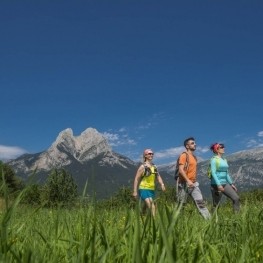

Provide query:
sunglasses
left=219, top=146, right=225, bottom=149
left=189, top=142, right=196, bottom=145
left=147, top=153, right=154, bottom=155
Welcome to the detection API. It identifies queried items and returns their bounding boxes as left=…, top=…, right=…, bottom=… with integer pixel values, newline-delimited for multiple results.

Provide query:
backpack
left=207, top=156, right=221, bottom=179
left=174, top=152, right=189, bottom=180
left=143, top=163, right=158, bottom=177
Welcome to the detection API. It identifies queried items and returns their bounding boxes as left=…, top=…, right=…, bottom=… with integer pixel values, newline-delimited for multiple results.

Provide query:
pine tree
left=0, top=161, right=24, bottom=196
left=43, top=169, right=78, bottom=207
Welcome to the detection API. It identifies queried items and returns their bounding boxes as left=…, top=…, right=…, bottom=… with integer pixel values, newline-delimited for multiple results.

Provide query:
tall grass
left=0, top=193, right=263, bottom=262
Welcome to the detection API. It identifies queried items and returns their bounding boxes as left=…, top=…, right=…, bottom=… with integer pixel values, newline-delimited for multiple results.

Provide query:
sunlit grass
left=0, top=193, right=263, bottom=263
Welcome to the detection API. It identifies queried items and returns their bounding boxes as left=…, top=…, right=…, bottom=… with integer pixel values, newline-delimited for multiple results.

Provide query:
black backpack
left=143, top=163, right=158, bottom=177
left=174, top=152, right=189, bottom=180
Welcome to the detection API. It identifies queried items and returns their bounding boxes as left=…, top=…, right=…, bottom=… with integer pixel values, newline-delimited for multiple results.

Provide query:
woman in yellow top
left=133, top=149, right=166, bottom=216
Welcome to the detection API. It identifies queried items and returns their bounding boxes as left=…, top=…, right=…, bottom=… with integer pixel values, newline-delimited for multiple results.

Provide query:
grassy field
left=0, top=193, right=263, bottom=263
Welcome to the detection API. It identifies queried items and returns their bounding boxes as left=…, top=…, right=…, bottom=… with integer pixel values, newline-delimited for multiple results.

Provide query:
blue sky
left=1, top=0, right=263, bottom=165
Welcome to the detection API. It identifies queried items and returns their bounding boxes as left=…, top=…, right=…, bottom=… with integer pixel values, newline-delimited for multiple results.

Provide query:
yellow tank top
left=139, top=165, right=157, bottom=190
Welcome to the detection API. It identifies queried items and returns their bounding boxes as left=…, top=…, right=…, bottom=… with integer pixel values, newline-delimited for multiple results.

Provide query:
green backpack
left=207, top=156, right=220, bottom=179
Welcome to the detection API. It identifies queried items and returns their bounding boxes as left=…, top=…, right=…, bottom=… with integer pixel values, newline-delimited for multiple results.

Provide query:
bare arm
left=157, top=173, right=166, bottom=191
left=178, top=164, right=194, bottom=187
left=231, top=184, right=238, bottom=192
left=133, top=165, right=144, bottom=198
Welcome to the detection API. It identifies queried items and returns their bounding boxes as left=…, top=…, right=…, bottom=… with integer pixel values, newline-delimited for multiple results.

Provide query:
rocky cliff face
left=39, top=127, right=112, bottom=168
left=8, top=128, right=124, bottom=172
left=7, top=127, right=138, bottom=199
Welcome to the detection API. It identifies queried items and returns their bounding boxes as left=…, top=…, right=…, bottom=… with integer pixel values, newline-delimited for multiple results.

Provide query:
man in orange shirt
left=177, top=137, right=211, bottom=219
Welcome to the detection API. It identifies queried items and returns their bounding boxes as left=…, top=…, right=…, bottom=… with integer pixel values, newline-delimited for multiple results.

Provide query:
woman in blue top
left=210, top=143, right=240, bottom=213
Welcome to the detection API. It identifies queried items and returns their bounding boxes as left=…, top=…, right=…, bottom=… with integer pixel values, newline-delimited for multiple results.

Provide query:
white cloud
left=246, top=139, right=258, bottom=147
left=244, top=131, right=263, bottom=148
left=154, top=146, right=185, bottom=160
left=197, top=146, right=210, bottom=154
left=137, top=122, right=152, bottom=130
left=153, top=145, right=210, bottom=162
left=103, top=132, right=119, bottom=142
left=103, top=132, right=136, bottom=147
left=136, top=112, right=166, bottom=131
left=0, top=145, right=27, bottom=160
left=118, top=127, right=126, bottom=133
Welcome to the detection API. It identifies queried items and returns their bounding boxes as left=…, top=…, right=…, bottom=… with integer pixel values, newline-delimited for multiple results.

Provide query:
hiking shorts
left=139, top=189, right=155, bottom=200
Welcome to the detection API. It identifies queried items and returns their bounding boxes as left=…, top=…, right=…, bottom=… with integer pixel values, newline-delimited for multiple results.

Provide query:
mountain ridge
left=7, top=128, right=139, bottom=198
left=6, top=127, right=263, bottom=199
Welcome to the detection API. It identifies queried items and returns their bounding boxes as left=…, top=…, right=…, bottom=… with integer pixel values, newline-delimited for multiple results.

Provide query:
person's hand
left=231, top=184, right=238, bottom=192
left=160, top=183, right=166, bottom=191
left=217, top=185, right=224, bottom=192
left=187, top=181, right=194, bottom=188
left=132, top=191, right=138, bottom=198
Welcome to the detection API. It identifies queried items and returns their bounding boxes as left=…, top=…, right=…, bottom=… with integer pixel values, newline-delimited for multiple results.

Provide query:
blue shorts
left=139, top=189, right=155, bottom=200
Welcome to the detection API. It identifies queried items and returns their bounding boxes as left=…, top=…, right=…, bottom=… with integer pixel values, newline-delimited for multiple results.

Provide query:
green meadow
left=0, top=189, right=263, bottom=263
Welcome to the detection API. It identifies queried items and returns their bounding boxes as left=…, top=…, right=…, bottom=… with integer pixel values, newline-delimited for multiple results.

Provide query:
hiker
left=209, top=143, right=240, bottom=213
left=176, top=137, right=211, bottom=219
left=132, top=149, right=166, bottom=216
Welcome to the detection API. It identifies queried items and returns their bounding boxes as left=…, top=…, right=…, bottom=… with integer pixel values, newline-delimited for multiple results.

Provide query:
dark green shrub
left=0, top=161, right=24, bottom=197
left=42, top=169, right=78, bottom=207
left=21, top=184, right=42, bottom=205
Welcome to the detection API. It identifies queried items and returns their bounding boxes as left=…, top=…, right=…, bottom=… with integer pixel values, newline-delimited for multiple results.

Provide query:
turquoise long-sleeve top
left=210, top=156, right=233, bottom=186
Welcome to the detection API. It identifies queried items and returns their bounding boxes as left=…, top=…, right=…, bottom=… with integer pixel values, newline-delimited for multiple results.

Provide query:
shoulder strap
left=143, top=162, right=157, bottom=168
left=153, top=164, right=158, bottom=174
left=211, top=156, right=221, bottom=170
left=177, top=152, right=190, bottom=171
left=143, top=162, right=158, bottom=176
left=183, top=152, right=189, bottom=170
left=143, top=162, right=149, bottom=170
left=174, top=152, right=189, bottom=180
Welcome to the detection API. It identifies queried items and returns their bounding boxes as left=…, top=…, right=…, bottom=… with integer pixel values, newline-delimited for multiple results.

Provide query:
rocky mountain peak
left=14, top=128, right=113, bottom=171
left=75, top=128, right=108, bottom=150
left=7, top=127, right=138, bottom=199
left=50, top=127, right=110, bottom=153
left=46, top=127, right=111, bottom=164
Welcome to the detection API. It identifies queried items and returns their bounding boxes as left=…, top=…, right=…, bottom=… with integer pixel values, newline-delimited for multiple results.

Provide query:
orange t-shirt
left=178, top=152, right=197, bottom=183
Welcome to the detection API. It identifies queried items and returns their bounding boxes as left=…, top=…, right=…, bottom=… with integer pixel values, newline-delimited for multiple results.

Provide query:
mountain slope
left=6, top=127, right=263, bottom=199
left=7, top=128, right=139, bottom=199
left=160, top=147, right=263, bottom=198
